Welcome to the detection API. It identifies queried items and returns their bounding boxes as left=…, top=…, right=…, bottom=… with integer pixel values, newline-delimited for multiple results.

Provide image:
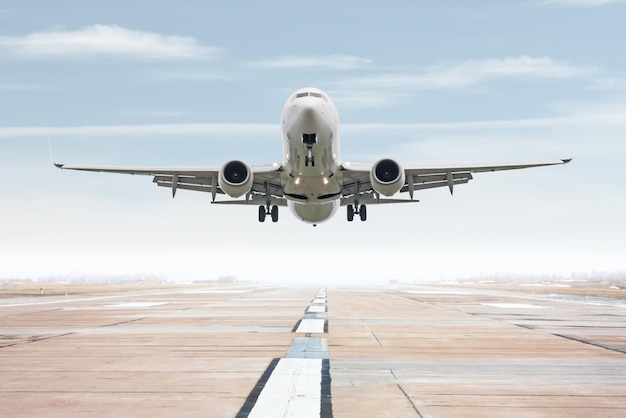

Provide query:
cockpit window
left=294, top=91, right=328, bottom=101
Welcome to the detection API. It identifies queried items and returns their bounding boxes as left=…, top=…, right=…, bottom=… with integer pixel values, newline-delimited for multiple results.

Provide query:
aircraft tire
left=360, top=205, right=367, bottom=221
left=347, top=205, right=354, bottom=222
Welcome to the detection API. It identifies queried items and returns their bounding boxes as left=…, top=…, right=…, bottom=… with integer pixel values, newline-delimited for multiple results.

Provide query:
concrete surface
left=0, top=284, right=624, bottom=417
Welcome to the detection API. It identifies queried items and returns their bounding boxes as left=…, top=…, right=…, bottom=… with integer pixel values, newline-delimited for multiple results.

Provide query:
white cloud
left=346, top=56, right=592, bottom=90
left=330, top=90, right=412, bottom=108
left=0, top=123, right=279, bottom=138
left=543, top=0, right=626, bottom=6
left=3, top=104, right=626, bottom=138
left=590, top=76, right=626, bottom=90
left=144, top=69, right=235, bottom=82
left=249, top=54, right=372, bottom=70
left=0, top=24, right=220, bottom=60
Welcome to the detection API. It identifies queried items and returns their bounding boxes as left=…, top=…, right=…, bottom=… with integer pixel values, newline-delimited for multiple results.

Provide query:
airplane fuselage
left=280, top=88, right=342, bottom=224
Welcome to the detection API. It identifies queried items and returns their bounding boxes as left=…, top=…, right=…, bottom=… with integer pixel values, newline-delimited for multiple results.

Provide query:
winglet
left=48, top=135, right=64, bottom=169
left=561, top=158, right=572, bottom=164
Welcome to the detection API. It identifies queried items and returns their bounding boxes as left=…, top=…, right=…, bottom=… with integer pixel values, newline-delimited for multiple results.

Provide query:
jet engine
left=370, top=158, right=405, bottom=196
left=218, top=160, right=253, bottom=198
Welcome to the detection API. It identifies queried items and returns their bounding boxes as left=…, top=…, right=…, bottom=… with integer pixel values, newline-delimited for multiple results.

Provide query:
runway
left=0, top=284, right=625, bottom=417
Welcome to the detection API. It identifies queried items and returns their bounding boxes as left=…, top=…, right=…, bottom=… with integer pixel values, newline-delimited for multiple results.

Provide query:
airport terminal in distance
left=1, top=278, right=624, bottom=418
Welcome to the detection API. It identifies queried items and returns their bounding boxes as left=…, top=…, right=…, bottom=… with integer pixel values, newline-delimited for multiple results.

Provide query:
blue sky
left=1, top=0, right=624, bottom=283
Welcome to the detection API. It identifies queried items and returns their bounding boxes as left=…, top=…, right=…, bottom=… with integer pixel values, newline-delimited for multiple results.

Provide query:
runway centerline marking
left=295, top=318, right=326, bottom=333
left=239, top=288, right=333, bottom=417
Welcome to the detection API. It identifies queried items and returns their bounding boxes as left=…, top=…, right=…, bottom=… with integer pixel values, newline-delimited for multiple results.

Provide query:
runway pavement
left=0, top=283, right=625, bottom=417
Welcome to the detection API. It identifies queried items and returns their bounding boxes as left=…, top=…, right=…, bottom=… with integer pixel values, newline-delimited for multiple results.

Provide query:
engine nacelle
left=218, top=160, right=253, bottom=198
left=370, top=158, right=405, bottom=196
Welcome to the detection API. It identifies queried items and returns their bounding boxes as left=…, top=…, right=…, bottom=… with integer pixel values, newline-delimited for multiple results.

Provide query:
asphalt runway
left=1, top=284, right=625, bottom=417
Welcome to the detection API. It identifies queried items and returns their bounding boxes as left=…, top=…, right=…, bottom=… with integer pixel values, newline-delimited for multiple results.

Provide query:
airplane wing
left=54, top=162, right=285, bottom=203
left=340, top=158, right=571, bottom=202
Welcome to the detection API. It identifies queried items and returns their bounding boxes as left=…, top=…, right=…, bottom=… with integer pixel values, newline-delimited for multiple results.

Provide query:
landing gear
left=347, top=205, right=354, bottom=222
left=347, top=181, right=367, bottom=222
left=347, top=204, right=367, bottom=222
left=258, top=205, right=278, bottom=223
left=303, top=133, right=316, bottom=167
left=305, top=149, right=315, bottom=167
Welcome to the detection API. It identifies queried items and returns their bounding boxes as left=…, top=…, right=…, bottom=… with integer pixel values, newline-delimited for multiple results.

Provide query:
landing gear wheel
left=258, top=206, right=266, bottom=223
left=270, top=205, right=278, bottom=222
left=359, top=204, right=367, bottom=222
left=347, top=205, right=354, bottom=222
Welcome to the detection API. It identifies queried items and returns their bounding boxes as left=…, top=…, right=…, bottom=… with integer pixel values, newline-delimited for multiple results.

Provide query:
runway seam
left=371, top=331, right=383, bottom=346
left=397, top=383, right=425, bottom=417
left=26, top=332, right=75, bottom=345
left=99, top=317, right=146, bottom=328
left=553, top=333, right=626, bottom=354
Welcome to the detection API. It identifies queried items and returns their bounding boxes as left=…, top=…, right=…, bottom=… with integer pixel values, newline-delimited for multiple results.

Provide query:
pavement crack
left=397, top=383, right=425, bottom=418
left=27, top=332, right=75, bottom=344
left=371, top=331, right=383, bottom=346
left=553, top=333, right=626, bottom=355
left=99, top=317, right=146, bottom=328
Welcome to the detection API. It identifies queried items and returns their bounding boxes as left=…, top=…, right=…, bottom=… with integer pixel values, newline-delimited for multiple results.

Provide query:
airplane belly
left=288, top=200, right=339, bottom=224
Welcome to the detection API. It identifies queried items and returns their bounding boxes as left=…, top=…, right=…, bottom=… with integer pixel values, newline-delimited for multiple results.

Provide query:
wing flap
left=402, top=172, right=472, bottom=193
left=340, top=196, right=419, bottom=206
left=212, top=196, right=288, bottom=207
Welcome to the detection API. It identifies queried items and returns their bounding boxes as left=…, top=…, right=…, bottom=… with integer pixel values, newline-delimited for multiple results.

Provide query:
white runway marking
left=307, top=305, right=326, bottom=313
left=295, top=318, right=326, bottom=333
left=405, top=290, right=470, bottom=295
left=247, top=358, right=322, bottom=418
left=482, top=303, right=548, bottom=309
left=105, top=302, right=168, bottom=308
left=312, top=298, right=326, bottom=304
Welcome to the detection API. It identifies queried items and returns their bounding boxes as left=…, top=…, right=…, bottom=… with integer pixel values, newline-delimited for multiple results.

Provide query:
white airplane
left=55, top=87, right=571, bottom=226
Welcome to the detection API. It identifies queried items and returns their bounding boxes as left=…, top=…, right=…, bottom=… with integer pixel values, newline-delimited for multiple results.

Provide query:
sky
left=0, top=0, right=625, bottom=284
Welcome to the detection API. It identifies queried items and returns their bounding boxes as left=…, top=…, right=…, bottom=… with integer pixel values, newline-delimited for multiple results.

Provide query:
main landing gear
left=258, top=205, right=278, bottom=223
left=347, top=204, right=367, bottom=222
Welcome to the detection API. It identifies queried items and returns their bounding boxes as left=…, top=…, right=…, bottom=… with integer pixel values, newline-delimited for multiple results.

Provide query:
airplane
left=54, top=87, right=571, bottom=226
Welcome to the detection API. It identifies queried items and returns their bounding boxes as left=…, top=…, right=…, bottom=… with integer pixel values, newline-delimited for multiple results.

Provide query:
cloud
left=543, top=0, right=626, bottom=6
left=144, top=69, right=235, bottom=82
left=0, top=25, right=221, bottom=60
left=0, top=123, right=279, bottom=138
left=330, top=90, right=413, bottom=108
left=345, top=56, right=593, bottom=91
left=249, top=54, right=372, bottom=70
left=590, top=76, right=626, bottom=90
left=2, top=104, right=626, bottom=138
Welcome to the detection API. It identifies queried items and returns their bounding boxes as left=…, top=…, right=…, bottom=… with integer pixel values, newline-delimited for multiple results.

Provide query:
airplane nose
left=295, top=103, right=320, bottom=132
